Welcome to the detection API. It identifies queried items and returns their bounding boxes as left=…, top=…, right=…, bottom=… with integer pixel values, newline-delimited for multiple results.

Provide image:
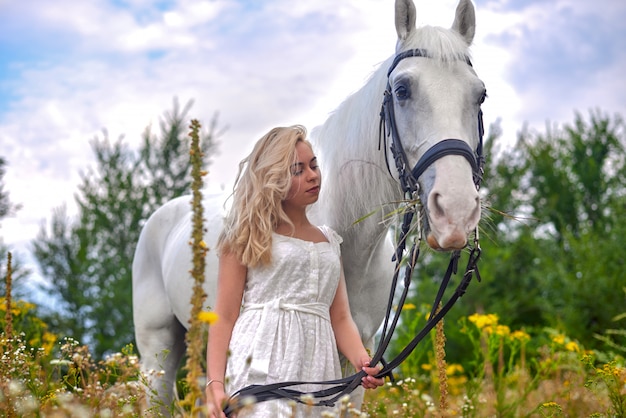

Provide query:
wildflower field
left=362, top=309, right=626, bottom=417
left=2, top=291, right=625, bottom=417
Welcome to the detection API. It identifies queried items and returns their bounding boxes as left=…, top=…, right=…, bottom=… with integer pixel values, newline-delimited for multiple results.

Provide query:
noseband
left=378, top=48, right=485, bottom=195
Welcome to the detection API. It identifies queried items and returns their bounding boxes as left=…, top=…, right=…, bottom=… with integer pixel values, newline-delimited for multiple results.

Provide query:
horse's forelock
left=402, top=25, right=471, bottom=64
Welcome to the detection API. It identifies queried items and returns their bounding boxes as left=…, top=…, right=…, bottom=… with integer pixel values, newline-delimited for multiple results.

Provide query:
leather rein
left=223, top=49, right=485, bottom=416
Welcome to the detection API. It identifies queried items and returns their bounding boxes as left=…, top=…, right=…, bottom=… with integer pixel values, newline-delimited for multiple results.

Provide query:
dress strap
left=318, top=225, right=343, bottom=246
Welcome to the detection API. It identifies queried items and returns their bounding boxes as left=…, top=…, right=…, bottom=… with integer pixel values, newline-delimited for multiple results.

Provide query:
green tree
left=1, top=156, right=13, bottom=294
left=33, top=99, right=221, bottom=358
left=0, top=156, right=28, bottom=297
left=475, top=110, right=625, bottom=347
left=0, top=157, right=17, bottom=220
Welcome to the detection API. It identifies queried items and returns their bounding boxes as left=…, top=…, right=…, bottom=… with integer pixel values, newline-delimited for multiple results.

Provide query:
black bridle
left=222, top=49, right=486, bottom=416
left=379, top=48, right=484, bottom=194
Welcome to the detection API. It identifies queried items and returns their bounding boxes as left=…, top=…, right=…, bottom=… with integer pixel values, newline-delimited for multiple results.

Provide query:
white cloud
left=1, top=0, right=625, bottom=290
left=470, top=0, right=626, bottom=143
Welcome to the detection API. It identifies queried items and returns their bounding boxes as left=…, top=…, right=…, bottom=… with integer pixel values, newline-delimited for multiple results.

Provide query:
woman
left=206, top=125, right=383, bottom=417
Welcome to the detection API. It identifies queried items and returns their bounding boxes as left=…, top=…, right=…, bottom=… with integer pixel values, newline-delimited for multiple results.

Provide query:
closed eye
left=292, top=161, right=319, bottom=176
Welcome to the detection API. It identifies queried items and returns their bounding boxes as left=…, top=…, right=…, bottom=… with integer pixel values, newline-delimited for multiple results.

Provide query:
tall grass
left=178, top=119, right=210, bottom=416
left=362, top=312, right=625, bottom=417
left=2, top=265, right=624, bottom=417
left=1, top=254, right=146, bottom=416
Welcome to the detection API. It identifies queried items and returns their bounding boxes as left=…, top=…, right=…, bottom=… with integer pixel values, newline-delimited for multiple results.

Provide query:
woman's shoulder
left=318, top=225, right=343, bottom=245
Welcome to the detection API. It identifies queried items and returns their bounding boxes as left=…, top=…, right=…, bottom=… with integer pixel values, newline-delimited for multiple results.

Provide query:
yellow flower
left=511, top=330, right=530, bottom=342
left=198, top=311, right=219, bottom=325
left=468, top=313, right=499, bottom=330
left=403, top=303, right=416, bottom=310
left=42, top=331, right=58, bottom=356
left=199, top=240, right=208, bottom=249
left=447, top=375, right=468, bottom=395
left=421, top=363, right=432, bottom=371
left=540, top=402, right=562, bottom=412
left=446, top=363, right=464, bottom=376
left=494, top=324, right=510, bottom=337
left=599, top=362, right=621, bottom=377
left=565, top=341, right=580, bottom=352
left=552, top=334, right=566, bottom=345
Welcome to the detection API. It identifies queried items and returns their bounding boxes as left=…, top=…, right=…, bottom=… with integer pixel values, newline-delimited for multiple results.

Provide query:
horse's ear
left=395, top=0, right=416, bottom=41
left=451, top=0, right=476, bottom=45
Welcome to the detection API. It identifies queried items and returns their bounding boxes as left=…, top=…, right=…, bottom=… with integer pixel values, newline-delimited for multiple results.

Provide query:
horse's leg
left=135, top=307, right=186, bottom=415
left=133, top=221, right=187, bottom=416
left=136, top=316, right=185, bottom=416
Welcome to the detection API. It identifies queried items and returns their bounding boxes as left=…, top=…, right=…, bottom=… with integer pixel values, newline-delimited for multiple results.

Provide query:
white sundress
left=225, top=225, right=344, bottom=417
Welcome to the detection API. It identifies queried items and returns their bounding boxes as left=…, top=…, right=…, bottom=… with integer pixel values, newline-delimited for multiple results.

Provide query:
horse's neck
left=311, top=56, right=407, bottom=342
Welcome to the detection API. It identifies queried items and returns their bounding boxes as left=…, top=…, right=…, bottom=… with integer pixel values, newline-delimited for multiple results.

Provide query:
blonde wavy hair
left=218, top=125, right=312, bottom=267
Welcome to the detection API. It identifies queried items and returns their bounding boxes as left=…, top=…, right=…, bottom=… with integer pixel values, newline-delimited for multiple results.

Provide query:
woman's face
left=283, top=141, right=321, bottom=208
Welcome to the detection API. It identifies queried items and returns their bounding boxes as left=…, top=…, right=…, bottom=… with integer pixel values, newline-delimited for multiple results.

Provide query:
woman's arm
left=329, top=262, right=384, bottom=390
left=206, top=250, right=247, bottom=417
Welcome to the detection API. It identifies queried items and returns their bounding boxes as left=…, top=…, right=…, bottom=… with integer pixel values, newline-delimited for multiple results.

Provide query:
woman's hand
left=206, top=380, right=227, bottom=418
left=358, top=358, right=385, bottom=390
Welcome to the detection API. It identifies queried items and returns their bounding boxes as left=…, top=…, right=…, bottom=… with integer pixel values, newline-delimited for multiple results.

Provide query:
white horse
left=132, top=0, right=484, bottom=412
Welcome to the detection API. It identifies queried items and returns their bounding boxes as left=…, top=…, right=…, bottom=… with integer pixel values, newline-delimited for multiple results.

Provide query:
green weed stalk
left=181, top=119, right=209, bottom=415
left=434, top=302, right=449, bottom=414
left=2, top=252, right=16, bottom=417
left=4, top=252, right=12, bottom=341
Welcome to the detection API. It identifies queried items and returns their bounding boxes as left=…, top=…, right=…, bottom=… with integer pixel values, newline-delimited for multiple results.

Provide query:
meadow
left=2, top=287, right=624, bottom=417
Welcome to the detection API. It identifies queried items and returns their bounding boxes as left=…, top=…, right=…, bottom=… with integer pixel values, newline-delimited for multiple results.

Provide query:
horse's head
left=383, top=0, right=485, bottom=251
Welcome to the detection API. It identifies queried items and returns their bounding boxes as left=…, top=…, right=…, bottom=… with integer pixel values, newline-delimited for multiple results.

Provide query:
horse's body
left=132, top=0, right=484, bottom=412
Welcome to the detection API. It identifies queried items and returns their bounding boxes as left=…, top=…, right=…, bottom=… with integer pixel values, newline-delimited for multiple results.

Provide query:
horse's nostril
left=432, top=192, right=444, bottom=217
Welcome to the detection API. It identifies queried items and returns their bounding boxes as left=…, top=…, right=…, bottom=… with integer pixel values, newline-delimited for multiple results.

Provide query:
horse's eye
left=478, top=90, right=487, bottom=105
left=394, top=85, right=410, bottom=100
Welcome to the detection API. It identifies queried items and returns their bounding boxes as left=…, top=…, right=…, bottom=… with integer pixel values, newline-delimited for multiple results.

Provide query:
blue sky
left=1, top=0, right=625, bottom=295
